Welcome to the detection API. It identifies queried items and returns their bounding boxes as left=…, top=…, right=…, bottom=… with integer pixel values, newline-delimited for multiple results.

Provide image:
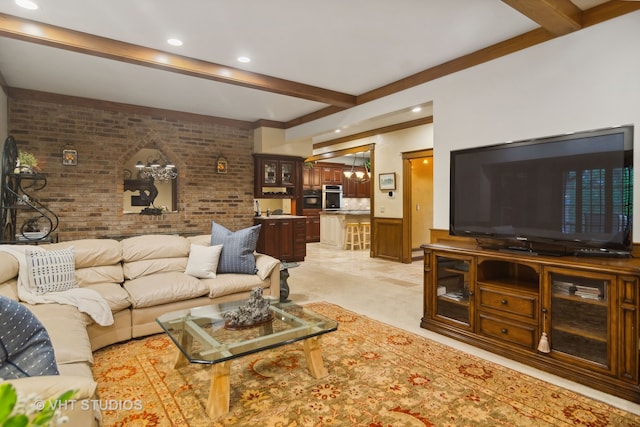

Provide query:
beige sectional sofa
left=0, top=233, right=281, bottom=426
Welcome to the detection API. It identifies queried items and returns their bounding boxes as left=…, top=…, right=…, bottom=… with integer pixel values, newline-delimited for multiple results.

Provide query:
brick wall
left=7, top=97, right=256, bottom=241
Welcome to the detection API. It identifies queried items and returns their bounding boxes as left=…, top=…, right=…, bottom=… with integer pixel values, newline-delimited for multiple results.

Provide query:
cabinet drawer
left=479, top=315, right=537, bottom=349
left=479, top=287, right=537, bottom=320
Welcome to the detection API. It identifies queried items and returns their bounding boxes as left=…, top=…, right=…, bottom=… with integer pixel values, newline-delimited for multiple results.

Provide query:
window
left=562, top=166, right=632, bottom=234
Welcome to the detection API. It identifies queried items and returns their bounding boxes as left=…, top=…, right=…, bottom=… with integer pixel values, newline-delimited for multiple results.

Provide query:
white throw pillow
left=185, top=244, right=223, bottom=279
left=25, top=247, right=78, bottom=295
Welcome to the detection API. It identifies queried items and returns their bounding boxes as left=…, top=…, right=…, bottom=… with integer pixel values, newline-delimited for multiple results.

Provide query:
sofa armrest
left=6, top=375, right=97, bottom=400
left=6, top=376, right=100, bottom=427
left=255, top=253, right=281, bottom=299
left=255, top=253, right=280, bottom=281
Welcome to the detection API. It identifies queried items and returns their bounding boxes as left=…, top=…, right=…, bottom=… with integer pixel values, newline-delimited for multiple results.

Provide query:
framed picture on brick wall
left=63, top=149, right=77, bottom=166
left=217, top=155, right=228, bottom=174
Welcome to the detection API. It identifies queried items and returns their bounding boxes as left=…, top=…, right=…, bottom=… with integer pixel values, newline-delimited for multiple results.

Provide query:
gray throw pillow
left=210, top=222, right=261, bottom=274
left=0, top=296, right=59, bottom=379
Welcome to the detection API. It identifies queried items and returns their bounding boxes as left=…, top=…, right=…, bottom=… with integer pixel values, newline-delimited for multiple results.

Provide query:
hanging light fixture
left=343, top=152, right=370, bottom=183
left=135, top=152, right=177, bottom=183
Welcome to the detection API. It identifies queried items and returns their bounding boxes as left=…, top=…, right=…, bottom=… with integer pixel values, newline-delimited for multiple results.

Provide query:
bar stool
left=360, top=222, right=371, bottom=249
left=344, top=223, right=362, bottom=250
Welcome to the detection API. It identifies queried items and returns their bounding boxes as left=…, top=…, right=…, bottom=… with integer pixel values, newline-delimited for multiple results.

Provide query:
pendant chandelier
left=135, top=154, right=177, bottom=183
left=343, top=152, right=370, bottom=183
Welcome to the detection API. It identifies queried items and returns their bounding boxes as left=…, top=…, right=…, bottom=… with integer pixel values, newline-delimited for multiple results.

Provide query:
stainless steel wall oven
left=322, top=185, right=343, bottom=210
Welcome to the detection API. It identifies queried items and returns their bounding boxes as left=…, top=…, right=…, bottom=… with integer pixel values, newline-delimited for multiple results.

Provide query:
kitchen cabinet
left=303, top=165, right=322, bottom=189
left=303, top=208, right=321, bottom=242
left=254, top=215, right=306, bottom=262
left=319, top=211, right=370, bottom=248
left=422, top=241, right=640, bottom=403
left=321, top=166, right=343, bottom=185
left=343, top=167, right=371, bottom=198
left=253, top=154, right=303, bottom=199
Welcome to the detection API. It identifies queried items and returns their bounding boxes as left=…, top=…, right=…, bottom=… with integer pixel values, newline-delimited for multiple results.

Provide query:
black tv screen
left=450, top=125, right=633, bottom=253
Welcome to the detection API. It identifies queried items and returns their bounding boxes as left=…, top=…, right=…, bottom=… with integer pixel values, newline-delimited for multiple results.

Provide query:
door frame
left=402, top=149, right=433, bottom=263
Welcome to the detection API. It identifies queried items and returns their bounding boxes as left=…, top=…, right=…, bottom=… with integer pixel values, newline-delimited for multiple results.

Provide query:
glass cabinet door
left=263, top=161, right=277, bottom=185
left=280, top=161, right=294, bottom=186
left=549, top=271, right=611, bottom=370
left=434, top=255, right=472, bottom=327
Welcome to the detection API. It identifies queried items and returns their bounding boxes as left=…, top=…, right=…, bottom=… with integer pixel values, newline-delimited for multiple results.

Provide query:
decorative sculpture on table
left=223, top=287, right=273, bottom=329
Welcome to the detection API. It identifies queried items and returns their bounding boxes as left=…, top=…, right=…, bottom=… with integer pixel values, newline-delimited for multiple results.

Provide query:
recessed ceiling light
left=237, top=56, right=251, bottom=63
left=15, top=0, right=38, bottom=10
left=167, top=38, right=183, bottom=47
left=412, top=106, right=422, bottom=113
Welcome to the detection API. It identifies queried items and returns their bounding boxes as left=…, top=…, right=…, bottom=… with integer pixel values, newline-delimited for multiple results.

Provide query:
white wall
left=291, top=11, right=640, bottom=241
left=430, top=12, right=640, bottom=239
left=374, top=125, right=433, bottom=218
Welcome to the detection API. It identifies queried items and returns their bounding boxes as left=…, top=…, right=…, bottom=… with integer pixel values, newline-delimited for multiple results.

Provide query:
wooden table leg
left=206, top=360, right=233, bottom=419
left=303, top=336, right=328, bottom=379
left=174, top=349, right=189, bottom=368
left=174, top=331, right=192, bottom=368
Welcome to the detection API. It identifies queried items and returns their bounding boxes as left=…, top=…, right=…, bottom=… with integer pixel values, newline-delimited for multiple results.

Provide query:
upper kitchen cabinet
left=303, top=164, right=322, bottom=189
left=254, top=154, right=304, bottom=198
left=343, top=166, right=371, bottom=198
left=321, top=166, right=343, bottom=185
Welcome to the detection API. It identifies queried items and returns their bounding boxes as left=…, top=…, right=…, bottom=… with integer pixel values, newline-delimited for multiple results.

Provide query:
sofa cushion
left=187, top=234, right=211, bottom=246
left=124, top=257, right=188, bottom=280
left=0, top=252, right=19, bottom=284
left=75, top=264, right=124, bottom=287
left=45, top=239, right=122, bottom=269
left=25, top=247, right=78, bottom=295
left=204, top=274, right=267, bottom=299
left=27, top=303, right=93, bottom=365
left=122, top=235, right=190, bottom=262
left=124, top=271, right=209, bottom=308
left=185, top=244, right=223, bottom=279
left=0, top=296, right=59, bottom=379
left=83, top=283, right=131, bottom=312
left=0, top=279, right=19, bottom=301
left=211, top=222, right=261, bottom=274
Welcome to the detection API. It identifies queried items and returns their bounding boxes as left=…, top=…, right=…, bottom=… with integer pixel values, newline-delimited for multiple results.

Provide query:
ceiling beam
left=291, top=0, right=640, bottom=127
left=501, top=0, right=583, bottom=35
left=0, top=13, right=357, bottom=109
left=311, top=117, right=434, bottom=151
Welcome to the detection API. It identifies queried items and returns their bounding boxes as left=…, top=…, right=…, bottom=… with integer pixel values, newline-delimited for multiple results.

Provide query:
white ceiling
left=0, top=0, right=619, bottom=141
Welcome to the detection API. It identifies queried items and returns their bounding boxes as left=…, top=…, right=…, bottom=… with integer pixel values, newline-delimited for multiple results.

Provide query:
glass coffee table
left=157, top=300, right=338, bottom=419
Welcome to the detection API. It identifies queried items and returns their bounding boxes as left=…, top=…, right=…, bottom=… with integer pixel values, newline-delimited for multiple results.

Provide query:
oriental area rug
left=92, top=302, right=640, bottom=426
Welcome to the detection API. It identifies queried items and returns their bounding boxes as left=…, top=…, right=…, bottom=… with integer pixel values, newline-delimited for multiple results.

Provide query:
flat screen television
left=450, top=125, right=634, bottom=255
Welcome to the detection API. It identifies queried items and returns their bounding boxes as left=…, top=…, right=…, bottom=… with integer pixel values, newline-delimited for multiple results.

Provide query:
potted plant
left=17, top=151, right=39, bottom=173
left=0, top=382, right=75, bottom=426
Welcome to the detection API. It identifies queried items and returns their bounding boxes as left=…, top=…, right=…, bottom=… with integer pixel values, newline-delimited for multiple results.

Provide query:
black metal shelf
left=1, top=136, right=59, bottom=243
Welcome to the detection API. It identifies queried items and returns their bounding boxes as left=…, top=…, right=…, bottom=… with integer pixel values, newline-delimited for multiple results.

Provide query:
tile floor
left=287, top=243, right=640, bottom=415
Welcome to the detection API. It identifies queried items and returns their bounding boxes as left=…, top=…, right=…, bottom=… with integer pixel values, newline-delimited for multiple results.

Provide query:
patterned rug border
left=306, top=302, right=636, bottom=425
left=92, top=301, right=640, bottom=427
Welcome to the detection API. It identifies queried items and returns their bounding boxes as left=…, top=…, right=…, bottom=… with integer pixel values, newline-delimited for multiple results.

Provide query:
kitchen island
left=319, top=210, right=371, bottom=248
left=254, top=215, right=307, bottom=262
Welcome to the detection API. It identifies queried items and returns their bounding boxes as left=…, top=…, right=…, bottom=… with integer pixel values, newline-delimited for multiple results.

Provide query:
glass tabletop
left=157, top=300, right=338, bottom=364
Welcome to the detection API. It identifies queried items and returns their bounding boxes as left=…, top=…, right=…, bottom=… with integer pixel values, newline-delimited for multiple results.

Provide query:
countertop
left=319, top=210, right=371, bottom=215
left=253, top=214, right=307, bottom=219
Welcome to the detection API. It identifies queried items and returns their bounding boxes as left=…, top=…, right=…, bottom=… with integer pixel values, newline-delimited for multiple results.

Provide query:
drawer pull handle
left=501, top=328, right=508, bottom=334
left=501, top=299, right=508, bottom=305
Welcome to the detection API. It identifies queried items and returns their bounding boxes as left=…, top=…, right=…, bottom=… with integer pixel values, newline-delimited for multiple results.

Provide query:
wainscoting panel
left=373, top=217, right=403, bottom=261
